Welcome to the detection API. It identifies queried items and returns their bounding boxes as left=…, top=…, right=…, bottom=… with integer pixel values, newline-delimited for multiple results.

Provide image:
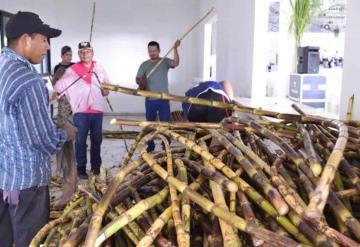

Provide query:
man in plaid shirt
left=0, top=11, right=77, bottom=247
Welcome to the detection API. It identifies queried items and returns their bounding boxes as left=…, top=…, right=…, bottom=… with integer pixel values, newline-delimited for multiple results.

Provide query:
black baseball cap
left=5, top=11, right=61, bottom=39
left=78, top=41, right=93, bottom=50
left=61, top=45, right=72, bottom=55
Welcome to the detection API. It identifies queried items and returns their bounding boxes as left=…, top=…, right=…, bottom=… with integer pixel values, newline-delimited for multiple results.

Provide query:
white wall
left=339, top=0, right=360, bottom=120
left=0, top=0, right=201, bottom=113
left=199, top=0, right=256, bottom=97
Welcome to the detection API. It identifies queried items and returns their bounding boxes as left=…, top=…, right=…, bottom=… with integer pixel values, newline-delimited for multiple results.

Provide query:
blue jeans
left=145, top=99, right=171, bottom=151
left=73, top=113, right=103, bottom=172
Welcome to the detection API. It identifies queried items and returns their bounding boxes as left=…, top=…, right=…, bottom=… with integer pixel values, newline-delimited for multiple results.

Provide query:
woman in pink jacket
left=54, top=41, right=110, bottom=179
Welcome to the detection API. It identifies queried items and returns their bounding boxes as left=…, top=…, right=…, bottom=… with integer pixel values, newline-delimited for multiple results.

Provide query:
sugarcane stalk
left=255, top=120, right=360, bottom=241
left=137, top=133, right=302, bottom=247
left=108, top=211, right=140, bottom=246
left=314, top=143, right=360, bottom=193
left=63, top=215, right=91, bottom=247
left=209, top=129, right=289, bottom=216
left=264, top=214, right=290, bottom=238
left=222, top=129, right=303, bottom=208
left=336, top=188, right=359, bottom=198
left=30, top=196, right=84, bottom=246
left=95, top=188, right=169, bottom=246
left=174, top=159, right=191, bottom=235
left=106, top=83, right=312, bottom=122
left=121, top=129, right=147, bottom=166
left=346, top=94, right=355, bottom=122
left=111, top=118, right=222, bottom=129
left=237, top=190, right=265, bottom=247
left=157, top=134, right=189, bottom=247
left=155, top=126, right=311, bottom=244
left=297, top=124, right=322, bottom=177
left=43, top=226, right=58, bottom=247
left=180, top=158, right=238, bottom=192
left=289, top=105, right=350, bottom=218
left=84, top=158, right=145, bottom=247
left=333, top=171, right=352, bottom=212
left=114, top=205, right=147, bottom=241
left=145, top=7, right=214, bottom=80
left=137, top=207, right=172, bottom=247
left=199, top=141, right=241, bottom=247
left=229, top=192, right=236, bottom=214
left=287, top=211, right=335, bottom=247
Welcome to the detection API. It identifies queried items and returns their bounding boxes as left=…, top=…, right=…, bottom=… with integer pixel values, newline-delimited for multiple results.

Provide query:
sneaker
left=77, top=168, right=88, bottom=180
left=78, top=173, right=88, bottom=180
left=91, top=168, right=100, bottom=175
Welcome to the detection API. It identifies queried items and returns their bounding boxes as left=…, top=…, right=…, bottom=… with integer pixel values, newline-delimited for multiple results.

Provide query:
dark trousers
left=145, top=99, right=171, bottom=151
left=0, top=186, right=50, bottom=247
left=73, top=113, right=103, bottom=172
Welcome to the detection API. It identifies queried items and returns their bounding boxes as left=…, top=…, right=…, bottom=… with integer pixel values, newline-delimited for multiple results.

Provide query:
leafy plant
left=288, top=0, right=323, bottom=47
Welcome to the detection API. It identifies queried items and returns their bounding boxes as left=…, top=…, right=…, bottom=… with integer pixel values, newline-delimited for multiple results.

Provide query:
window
left=0, top=10, right=52, bottom=76
left=0, top=10, right=12, bottom=48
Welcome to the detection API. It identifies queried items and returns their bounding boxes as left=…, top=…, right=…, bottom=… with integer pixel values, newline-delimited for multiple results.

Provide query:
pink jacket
left=54, top=61, right=110, bottom=114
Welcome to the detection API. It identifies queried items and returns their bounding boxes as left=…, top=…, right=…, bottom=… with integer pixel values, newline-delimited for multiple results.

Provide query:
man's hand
left=101, top=89, right=110, bottom=96
left=174, top=39, right=181, bottom=49
left=63, top=123, right=77, bottom=141
left=50, top=92, right=60, bottom=102
left=137, top=77, right=147, bottom=90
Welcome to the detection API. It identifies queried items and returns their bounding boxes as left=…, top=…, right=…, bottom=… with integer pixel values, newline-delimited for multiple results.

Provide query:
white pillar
left=339, top=0, right=360, bottom=120
left=215, top=0, right=256, bottom=97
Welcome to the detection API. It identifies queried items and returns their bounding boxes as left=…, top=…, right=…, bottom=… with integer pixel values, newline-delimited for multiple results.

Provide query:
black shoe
left=91, top=167, right=100, bottom=175
left=77, top=168, right=88, bottom=180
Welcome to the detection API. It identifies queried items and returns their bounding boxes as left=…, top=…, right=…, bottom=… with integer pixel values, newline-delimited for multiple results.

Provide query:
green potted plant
left=288, top=0, right=323, bottom=73
left=289, top=0, right=322, bottom=48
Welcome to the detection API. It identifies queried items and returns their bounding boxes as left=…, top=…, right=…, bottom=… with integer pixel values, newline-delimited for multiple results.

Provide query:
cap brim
left=37, top=24, right=62, bottom=38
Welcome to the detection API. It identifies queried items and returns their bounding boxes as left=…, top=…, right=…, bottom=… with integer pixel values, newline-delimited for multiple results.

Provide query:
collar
left=1, top=47, right=36, bottom=72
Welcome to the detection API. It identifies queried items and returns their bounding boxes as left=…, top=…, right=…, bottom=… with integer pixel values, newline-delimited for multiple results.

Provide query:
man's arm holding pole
left=171, top=40, right=180, bottom=68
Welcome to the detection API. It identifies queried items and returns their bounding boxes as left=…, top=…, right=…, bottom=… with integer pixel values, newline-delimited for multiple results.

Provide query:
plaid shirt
left=0, top=47, right=67, bottom=191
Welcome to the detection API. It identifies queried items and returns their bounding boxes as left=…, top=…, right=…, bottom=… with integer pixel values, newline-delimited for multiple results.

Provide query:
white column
left=339, top=0, right=360, bottom=120
left=215, top=0, right=256, bottom=97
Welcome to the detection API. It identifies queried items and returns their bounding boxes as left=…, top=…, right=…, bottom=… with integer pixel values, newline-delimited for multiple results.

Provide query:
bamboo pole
left=145, top=7, right=214, bottom=79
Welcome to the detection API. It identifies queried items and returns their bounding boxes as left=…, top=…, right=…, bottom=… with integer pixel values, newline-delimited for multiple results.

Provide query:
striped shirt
left=0, top=47, right=67, bottom=191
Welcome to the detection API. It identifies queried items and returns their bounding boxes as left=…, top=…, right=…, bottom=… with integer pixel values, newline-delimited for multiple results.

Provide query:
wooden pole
left=89, top=1, right=96, bottom=43
left=145, top=7, right=214, bottom=79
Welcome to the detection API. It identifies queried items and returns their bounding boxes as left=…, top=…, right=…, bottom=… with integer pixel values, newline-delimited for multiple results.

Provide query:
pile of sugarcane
left=32, top=115, right=360, bottom=246
left=30, top=83, right=360, bottom=246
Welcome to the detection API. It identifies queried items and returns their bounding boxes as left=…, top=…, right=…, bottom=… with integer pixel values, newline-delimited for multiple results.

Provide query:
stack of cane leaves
left=31, top=110, right=360, bottom=247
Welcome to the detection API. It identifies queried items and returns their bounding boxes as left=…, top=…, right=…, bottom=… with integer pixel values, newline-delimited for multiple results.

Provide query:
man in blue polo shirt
left=183, top=80, right=234, bottom=123
left=0, top=11, right=77, bottom=247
